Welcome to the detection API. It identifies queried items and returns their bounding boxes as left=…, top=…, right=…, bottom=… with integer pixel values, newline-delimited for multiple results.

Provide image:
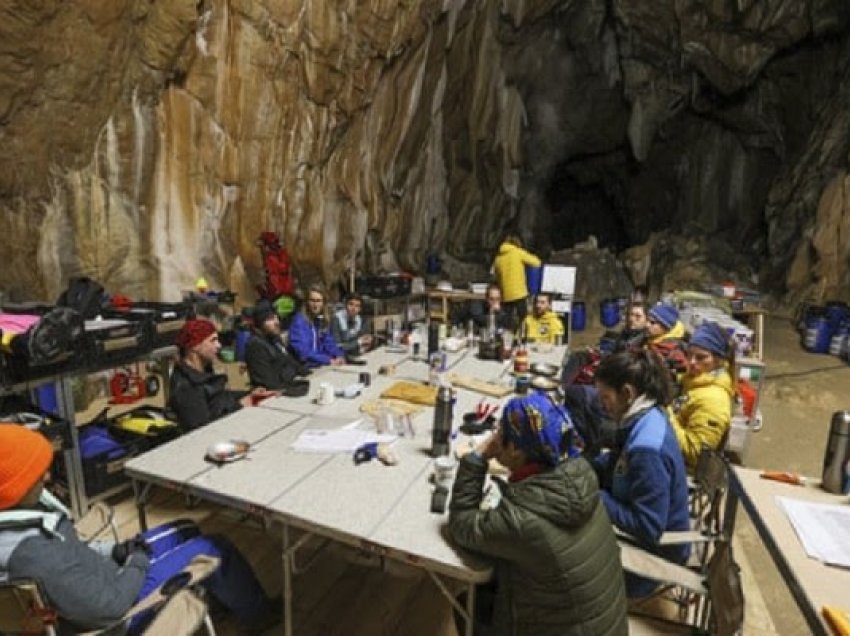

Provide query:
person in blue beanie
left=448, top=392, right=628, bottom=635
left=645, top=302, right=688, bottom=375
left=592, top=349, right=691, bottom=598
left=668, top=321, right=736, bottom=470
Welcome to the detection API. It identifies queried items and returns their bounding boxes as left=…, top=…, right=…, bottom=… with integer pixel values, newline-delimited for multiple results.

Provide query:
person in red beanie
left=168, top=319, right=275, bottom=430
left=0, top=425, right=281, bottom=633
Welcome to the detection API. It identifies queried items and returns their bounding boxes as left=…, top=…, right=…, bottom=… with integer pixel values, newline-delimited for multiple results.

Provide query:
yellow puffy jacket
left=667, top=366, right=734, bottom=471
left=493, top=242, right=541, bottom=303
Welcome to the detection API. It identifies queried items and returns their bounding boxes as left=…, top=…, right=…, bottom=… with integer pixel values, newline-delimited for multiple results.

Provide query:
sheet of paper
left=777, top=496, right=850, bottom=568
left=292, top=420, right=396, bottom=453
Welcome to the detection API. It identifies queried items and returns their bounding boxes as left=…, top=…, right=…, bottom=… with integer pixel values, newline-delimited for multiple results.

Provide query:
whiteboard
left=541, top=265, right=576, bottom=296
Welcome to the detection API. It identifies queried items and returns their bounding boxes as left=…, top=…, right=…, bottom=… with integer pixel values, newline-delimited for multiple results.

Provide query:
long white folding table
left=726, top=466, right=850, bottom=635
left=126, top=343, right=567, bottom=636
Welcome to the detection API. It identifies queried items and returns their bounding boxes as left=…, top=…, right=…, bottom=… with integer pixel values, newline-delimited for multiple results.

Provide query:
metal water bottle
left=431, top=385, right=453, bottom=457
left=428, top=321, right=440, bottom=357
left=821, top=410, right=850, bottom=494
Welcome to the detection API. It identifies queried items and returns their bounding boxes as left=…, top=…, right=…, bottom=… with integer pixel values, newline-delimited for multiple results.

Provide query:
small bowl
left=205, top=439, right=250, bottom=463
left=530, top=362, right=559, bottom=377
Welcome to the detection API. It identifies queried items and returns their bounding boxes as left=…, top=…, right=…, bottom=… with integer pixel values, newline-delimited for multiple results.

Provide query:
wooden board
left=446, top=373, right=513, bottom=398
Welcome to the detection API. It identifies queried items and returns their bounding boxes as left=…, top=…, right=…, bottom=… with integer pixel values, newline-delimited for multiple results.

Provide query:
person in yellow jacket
left=667, top=321, right=736, bottom=471
left=521, top=294, right=565, bottom=343
left=492, top=235, right=541, bottom=324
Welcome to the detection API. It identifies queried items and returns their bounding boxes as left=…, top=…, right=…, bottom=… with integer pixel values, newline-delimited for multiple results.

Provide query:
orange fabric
left=0, top=425, right=53, bottom=510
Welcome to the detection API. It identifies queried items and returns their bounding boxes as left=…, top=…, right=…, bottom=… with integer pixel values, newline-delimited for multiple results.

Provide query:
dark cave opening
left=544, top=167, right=630, bottom=252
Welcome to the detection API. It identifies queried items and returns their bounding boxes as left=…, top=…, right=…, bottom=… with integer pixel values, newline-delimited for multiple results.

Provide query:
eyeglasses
left=647, top=318, right=660, bottom=325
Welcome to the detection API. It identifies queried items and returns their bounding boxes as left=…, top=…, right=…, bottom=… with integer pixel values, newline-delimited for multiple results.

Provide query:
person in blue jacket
left=592, top=348, right=691, bottom=598
left=288, top=285, right=346, bottom=367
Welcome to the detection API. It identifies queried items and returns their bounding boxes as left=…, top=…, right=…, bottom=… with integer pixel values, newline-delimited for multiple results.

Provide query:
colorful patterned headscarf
left=500, top=391, right=580, bottom=467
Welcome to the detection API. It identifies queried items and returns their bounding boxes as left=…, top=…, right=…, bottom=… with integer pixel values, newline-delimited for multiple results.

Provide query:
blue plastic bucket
left=804, top=317, right=832, bottom=354
left=826, top=302, right=850, bottom=331
left=525, top=265, right=543, bottom=295
left=571, top=301, right=586, bottom=332
left=600, top=299, right=620, bottom=328
left=234, top=329, right=251, bottom=362
left=36, top=384, right=59, bottom=416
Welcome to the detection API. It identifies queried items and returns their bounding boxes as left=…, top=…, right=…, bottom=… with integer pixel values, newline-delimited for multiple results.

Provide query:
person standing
left=168, top=319, right=273, bottom=430
left=288, top=285, right=346, bottom=367
left=245, top=300, right=309, bottom=394
left=492, top=234, right=541, bottom=324
left=331, top=294, right=374, bottom=357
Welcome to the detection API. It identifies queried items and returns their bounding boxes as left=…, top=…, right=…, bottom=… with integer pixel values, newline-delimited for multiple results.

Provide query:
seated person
left=668, top=321, right=735, bottom=471
left=331, top=293, right=374, bottom=356
left=469, top=283, right=515, bottom=333
left=448, top=392, right=628, bottom=635
left=520, top=293, right=564, bottom=343
left=245, top=300, right=309, bottom=394
left=288, top=286, right=346, bottom=367
left=592, top=349, right=691, bottom=597
left=168, top=319, right=273, bottom=430
left=0, top=425, right=281, bottom=634
left=614, top=300, right=648, bottom=351
left=645, top=302, right=688, bottom=374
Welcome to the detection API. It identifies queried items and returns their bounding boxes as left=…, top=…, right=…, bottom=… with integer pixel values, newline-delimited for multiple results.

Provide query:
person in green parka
left=448, top=392, right=628, bottom=636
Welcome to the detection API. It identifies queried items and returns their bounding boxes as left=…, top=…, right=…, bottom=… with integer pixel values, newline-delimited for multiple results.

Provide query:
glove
left=111, top=535, right=151, bottom=565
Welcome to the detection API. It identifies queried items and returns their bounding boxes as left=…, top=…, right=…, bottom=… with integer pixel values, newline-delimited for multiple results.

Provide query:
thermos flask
left=821, top=410, right=850, bottom=494
left=428, top=321, right=440, bottom=357
left=431, top=385, right=453, bottom=457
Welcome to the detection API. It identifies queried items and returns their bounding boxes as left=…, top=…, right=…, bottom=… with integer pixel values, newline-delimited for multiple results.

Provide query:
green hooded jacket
left=449, top=454, right=628, bottom=636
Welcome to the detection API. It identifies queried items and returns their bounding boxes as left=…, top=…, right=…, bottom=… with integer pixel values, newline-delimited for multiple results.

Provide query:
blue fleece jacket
left=594, top=406, right=690, bottom=595
left=288, top=312, right=344, bottom=367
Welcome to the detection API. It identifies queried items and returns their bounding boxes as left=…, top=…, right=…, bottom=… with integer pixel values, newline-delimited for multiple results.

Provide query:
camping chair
left=619, top=447, right=731, bottom=618
left=0, top=554, right=219, bottom=636
left=0, top=502, right=219, bottom=636
left=624, top=539, right=744, bottom=635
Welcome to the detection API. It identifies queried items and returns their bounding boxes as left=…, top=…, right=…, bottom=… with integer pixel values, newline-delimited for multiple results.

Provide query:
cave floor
left=97, top=313, right=840, bottom=634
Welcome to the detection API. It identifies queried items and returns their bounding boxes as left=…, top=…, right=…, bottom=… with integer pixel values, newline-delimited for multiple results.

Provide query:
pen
left=760, top=471, right=806, bottom=486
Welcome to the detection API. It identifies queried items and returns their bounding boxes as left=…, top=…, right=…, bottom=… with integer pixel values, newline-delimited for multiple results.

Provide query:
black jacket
left=168, top=362, right=245, bottom=431
left=244, top=333, right=307, bottom=391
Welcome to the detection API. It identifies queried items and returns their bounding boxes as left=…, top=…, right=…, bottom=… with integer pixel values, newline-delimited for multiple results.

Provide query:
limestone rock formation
left=0, top=0, right=849, bottom=309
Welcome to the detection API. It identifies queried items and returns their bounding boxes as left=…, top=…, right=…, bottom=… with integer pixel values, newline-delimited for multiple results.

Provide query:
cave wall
left=1, top=0, right=850, bottom=305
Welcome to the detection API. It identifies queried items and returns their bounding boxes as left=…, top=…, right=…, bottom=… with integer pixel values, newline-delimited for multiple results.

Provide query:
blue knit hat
left=690, top=321, right=731, bottom=357
left=648, top=302, right=679, bottom=330
left=500, top=392, right=579, bottom=467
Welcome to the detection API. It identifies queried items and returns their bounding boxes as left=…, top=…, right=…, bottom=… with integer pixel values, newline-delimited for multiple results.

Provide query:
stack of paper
left=291, top=419, right=396, bottom=453
left=778, top=496, right=850, bottom=568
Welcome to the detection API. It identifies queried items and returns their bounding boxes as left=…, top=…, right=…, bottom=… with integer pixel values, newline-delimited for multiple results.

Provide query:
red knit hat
left=0, top=425, right=53, bottom=510
left=175, top=319, right=217, bottom=351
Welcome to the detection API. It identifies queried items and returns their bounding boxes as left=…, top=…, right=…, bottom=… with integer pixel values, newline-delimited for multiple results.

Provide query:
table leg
left=132, top=480, right=152, bottom=531
left=464, top=582, right=476, bottom=636
left=282, top=524, right=293, bottom=636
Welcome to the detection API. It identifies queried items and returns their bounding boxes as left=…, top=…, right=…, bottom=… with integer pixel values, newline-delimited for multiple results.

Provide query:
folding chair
left=0, top=555, right=219, bottom=636
left=624, top=539, right=744, bottom=635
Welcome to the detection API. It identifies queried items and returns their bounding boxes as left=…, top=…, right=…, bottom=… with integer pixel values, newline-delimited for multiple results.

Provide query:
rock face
left=1, top=0, right=849, bottom=307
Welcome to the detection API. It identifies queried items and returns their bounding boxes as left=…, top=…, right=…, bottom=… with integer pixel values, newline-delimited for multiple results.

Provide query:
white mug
left=318, top=382, right=335, bottom=405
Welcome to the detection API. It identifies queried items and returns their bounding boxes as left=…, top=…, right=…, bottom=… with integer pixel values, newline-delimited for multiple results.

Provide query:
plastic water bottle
left=431, top=385, right=453, bottom=457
